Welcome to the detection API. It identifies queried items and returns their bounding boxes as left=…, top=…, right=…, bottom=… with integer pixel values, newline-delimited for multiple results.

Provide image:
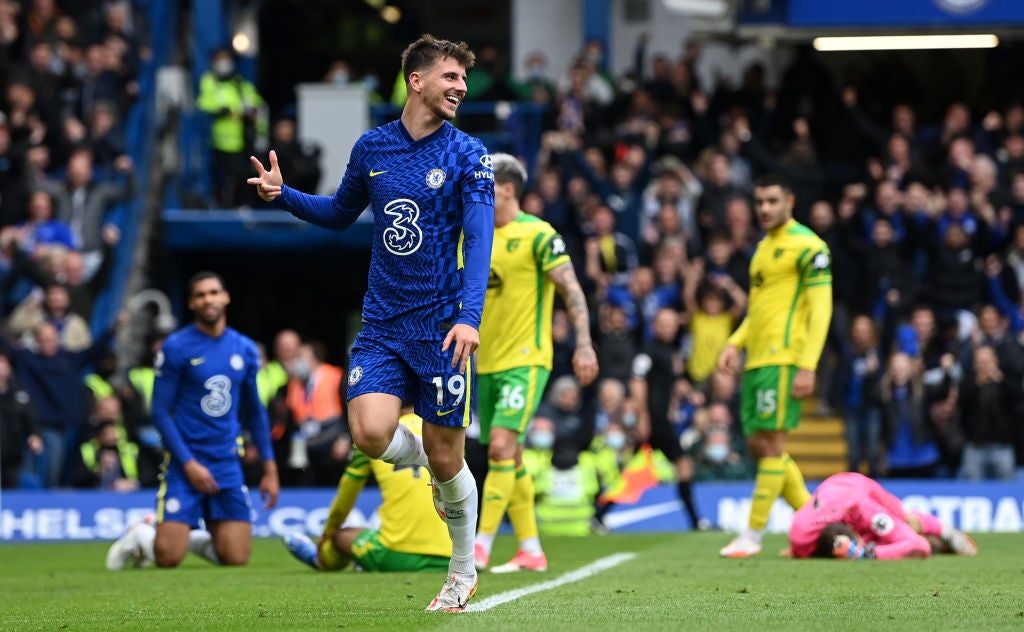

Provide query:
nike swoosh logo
left=436, top=409, right=457, bottom=417
left=190, top=358, right=206, bottom=366
left=369, top=170, right=387, bottom=177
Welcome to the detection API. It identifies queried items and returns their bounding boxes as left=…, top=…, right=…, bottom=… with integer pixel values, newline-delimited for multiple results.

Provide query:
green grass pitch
left=2, top=533, right=1022, bottom=631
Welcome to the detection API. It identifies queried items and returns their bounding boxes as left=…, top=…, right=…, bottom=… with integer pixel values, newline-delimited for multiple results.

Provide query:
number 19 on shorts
left=432, top=374, right=466, bottom=407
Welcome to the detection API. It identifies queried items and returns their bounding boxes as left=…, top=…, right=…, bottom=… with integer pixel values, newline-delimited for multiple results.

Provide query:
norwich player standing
left=717, top=174, right=832, bottom=558
left=473, top=154, right=598, bottom=572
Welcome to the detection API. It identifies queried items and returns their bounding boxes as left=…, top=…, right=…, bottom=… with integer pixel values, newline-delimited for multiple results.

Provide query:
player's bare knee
left=487, top=432, right=517, bottom=461
left=154, top=546, right=186, bottom=567
left=218, top=553, right=250, bottom=566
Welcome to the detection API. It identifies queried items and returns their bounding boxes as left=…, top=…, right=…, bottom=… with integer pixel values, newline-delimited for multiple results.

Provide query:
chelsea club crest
left=426, top=168, right=446, bottom=189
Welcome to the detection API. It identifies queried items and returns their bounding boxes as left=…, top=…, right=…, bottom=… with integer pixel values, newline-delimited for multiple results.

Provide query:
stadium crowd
left=3, top=7, right=1022, bottom=541
left=0, top=0, right=148, bottom=490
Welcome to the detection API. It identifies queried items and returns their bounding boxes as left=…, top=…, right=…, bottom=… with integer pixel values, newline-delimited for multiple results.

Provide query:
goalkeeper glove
left=833, top=535, right=876, bottom=560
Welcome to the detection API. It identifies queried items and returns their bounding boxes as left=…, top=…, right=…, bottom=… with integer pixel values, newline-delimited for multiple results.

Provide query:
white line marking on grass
left=464, top=552, right=637, bottom=613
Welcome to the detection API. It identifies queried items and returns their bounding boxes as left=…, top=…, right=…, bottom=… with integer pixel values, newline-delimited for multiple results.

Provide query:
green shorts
left=740, top=365, right=804, bottom=436
left=476, top=367, right=550, bottom=445
left=350, top=529, right=449, bottom=572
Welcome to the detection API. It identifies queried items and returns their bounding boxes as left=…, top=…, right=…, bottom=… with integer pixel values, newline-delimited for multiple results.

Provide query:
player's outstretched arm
left=249, top=149, right=368, bottom=230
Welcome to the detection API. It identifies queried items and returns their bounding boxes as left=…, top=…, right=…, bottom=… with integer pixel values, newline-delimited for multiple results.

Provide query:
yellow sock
left=507, top=464, right=539, bottom=543
left=478, top=458, right=516, bottom=535
left=781, top=453, right=810, bottom=510
left=749, top=456, right=786, bottom=531
left=318, top=539, right=347, bottom=571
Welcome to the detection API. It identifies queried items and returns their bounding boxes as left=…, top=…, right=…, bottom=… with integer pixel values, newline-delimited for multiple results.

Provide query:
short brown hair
left=400, top=34, right=475, bottom=85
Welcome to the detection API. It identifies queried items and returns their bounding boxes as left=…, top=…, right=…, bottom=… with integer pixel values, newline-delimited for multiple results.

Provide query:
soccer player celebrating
left=106, top=271, right=279, bottom=570
left=248, top=35, right=493, bottom=611
left=789, top=472, right=978, bottom=560
left=284, top=410, right=451, bottom=572
left=473, top=153, right=598, bottom=573
left=717, top=174, right=832, bottom=558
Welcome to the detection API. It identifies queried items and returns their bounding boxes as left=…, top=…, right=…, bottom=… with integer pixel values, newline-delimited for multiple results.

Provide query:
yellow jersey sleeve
left=323, top=449, right=370, bottom=535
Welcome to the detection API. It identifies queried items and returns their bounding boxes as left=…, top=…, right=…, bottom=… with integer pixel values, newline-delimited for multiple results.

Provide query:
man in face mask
left=284, top=343, right=350, bottom=486
left=693, top=403, right=754, bottom=482
left=196, top=47, right=267, bottom=207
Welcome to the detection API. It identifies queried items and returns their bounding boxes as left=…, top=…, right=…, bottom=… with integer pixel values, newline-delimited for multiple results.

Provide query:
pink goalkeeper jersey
left=789, top=472, right=931, bottom=559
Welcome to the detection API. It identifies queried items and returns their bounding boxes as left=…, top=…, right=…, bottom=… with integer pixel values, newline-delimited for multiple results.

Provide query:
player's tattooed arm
left=550, top=262, right=599, bottom=385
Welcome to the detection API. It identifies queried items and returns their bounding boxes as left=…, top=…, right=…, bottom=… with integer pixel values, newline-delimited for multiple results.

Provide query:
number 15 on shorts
left=756, top=388, right=777, bottom=416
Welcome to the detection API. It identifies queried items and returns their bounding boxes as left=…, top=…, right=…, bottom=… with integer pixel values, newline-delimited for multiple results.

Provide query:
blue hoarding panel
left=2, top=480, right=1020, bottom=542
left=788, top=0, right=1024, bottom=27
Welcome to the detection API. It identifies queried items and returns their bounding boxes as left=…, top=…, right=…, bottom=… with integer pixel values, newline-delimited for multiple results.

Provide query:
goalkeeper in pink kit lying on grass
left=788, top=472, right=978, bottom=560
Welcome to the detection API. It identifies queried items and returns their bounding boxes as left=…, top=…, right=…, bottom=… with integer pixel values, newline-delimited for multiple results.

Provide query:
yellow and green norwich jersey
left=477, top=212, right=570, bottom=373
left=728, top=219, right=832, bottom=371
left=326, top=414, right=451, bottom=558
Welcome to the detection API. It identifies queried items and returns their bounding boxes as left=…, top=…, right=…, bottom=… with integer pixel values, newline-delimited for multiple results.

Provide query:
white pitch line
left=463, top=552, right=637, bottom=613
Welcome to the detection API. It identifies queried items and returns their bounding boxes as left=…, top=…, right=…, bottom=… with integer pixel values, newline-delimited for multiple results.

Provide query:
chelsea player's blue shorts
left=347, top=331, right=474, bottom=428
left=157, top=456, right=254, bottom=527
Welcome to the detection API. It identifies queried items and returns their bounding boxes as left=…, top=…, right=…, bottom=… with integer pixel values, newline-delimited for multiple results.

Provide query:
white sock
left=519, top=536, right=542, bottom=555
left=475, top=531, right=495, bottom=556
left=188, top=529, right=222, bottom=565
left=745, top=528, right=765, bottom=545
left=134, top=522, right=156, bottom=563
left=379, top=423, right=430, bottom=469
left=437, top=463, right=478, bottom=577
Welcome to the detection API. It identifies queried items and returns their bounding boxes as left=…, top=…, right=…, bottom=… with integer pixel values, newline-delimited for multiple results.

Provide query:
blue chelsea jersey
left=152, top=324, right=272, bottom=463
left=280, top=120, right=495, bottom=342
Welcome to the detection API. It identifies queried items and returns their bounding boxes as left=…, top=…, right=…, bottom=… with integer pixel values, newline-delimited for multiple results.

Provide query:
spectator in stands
left=582, top=203, right=638, bottom=293
left=0, top=116, right=28, bottom=226
left=284, top=341, right=349, bottom=486
left=196, top=46, right=266, bottom=208
left=603, top=266, right=661, bottom=342
left=925, top=217, right=984, bottom=313
left=702, top=228, right=751, bottom=290
left=592, top=377, right=635, bottom=435
left=268, top=117, right=321, bottom=196
left=695, top=151, right=741, bottom=246
left=121, top=332, right=165, bottom=487
left=630, top=307, right=706, bottom=530
left=861, top=216, right=915, bottom=343
left=84, top=98, right=127, bottom=169
left=682, top=258, right=746, bottom=388
left=0, top=349, right=42, bottom=488
left=78, top=42, right=125, bottom=122
left=533, top=375, right=594, bottom=466
left=594, top=303, right=638, bottom=386
left=525, top=413, right=602, bottom=537
left=837, top=315, right=883, bottom=477
left=6, top=282, right=92, bottom=351
left=880, top=352, right=945, bottom=479
left=259, top=328, right=301, bottom=404
left=959, top=303, right=1024, bottom=381
left=45, top=148, right=133, bottom=279
left=639, top=158, right=702, bottom=261
left=957, top=345, right=1019, bottom=480
left=0, top=312, right=125, bottom=487
left=514, top=50, right=557, bottom=107
left=13, top=189, right=75, bottom=253
left=692, top=403, right=753, bottom=482
left=74, top=418, right=140, bottom=491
